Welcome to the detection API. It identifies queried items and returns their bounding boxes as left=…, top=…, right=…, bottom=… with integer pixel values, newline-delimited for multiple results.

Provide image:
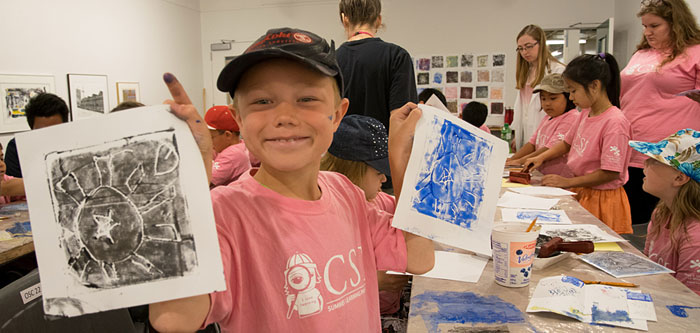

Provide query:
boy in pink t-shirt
left=205, top=105, right=251, bottom=187
left=149, top=28, right=434, bottom=332
left=0, top=143, right=25, bottom=203
left=629, top=129, right=700, bottom=295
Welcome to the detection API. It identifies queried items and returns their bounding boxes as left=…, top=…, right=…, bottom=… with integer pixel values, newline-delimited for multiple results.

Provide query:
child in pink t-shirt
left=507, top=73, right=577, bottom=177
left=205, top=105, right=251, bottom=187
left=149, top=28, right=434, bottom=333
left=525, top=53, right=633, bottom=234
left=629, top=129, right=700, bottom=295
left=0, top=142, right=25, bottom=203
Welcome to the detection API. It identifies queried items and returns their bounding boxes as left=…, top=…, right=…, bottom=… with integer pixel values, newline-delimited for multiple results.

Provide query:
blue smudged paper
left=392, top=105, right=508, bottom=257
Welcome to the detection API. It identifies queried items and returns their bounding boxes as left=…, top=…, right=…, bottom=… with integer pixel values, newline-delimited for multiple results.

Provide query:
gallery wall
left=0, top=0, right=204, bottom=148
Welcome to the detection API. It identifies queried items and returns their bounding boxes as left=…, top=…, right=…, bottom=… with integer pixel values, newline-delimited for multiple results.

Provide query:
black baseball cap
left=328, top=115, right=390, bottom=176
left=217, top=27, right=343, bottom=99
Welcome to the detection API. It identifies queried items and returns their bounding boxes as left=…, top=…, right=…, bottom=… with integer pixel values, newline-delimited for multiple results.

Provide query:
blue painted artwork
left=591, top=304, right=632, bottom=323
left=667, top=305, right=700, bottom=318
left=433, top=72, right=443, bottom=84
left=516, top=210, right=561, bottom=223
left=411, top=291, right=525, bottom=332
left=0, top=202, right=29, bottom=215
left=6, top=221, right=32, bottom=237
left=626, top=291, right=652, bottom=302
left=411, top=118, right=493, bottom=229
left=561, top=275, right=584, bottom=288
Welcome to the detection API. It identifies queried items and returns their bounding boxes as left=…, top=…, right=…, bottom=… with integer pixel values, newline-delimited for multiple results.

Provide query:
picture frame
left=67, top=74, right=109, bottom=120
left=0, top=74, right=55, bottom=133
left=116, top=82, right=141, bottom=104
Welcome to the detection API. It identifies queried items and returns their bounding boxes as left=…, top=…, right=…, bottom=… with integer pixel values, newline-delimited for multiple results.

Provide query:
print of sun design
left=46, top=130, right=197, bottom=288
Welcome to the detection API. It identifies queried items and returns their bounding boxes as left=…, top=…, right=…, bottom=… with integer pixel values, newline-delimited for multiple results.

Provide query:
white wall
left=200, top=0, right=617, bottom=125
left=0, top=0, right=203, bottom=148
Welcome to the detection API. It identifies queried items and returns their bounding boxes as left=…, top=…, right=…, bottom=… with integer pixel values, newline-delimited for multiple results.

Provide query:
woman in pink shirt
left=525, top=53, right=633, bottom=234
left=620, top=0, right=700, bottom=226
left=629, top=129, right=700, bottom=295
left=506, top=73, right=578, bottom=177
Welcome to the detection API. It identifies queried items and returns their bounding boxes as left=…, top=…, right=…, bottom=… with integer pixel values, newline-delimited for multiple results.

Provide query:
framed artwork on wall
left=0, top=74, right=55, bottom=133
left=67, top=74, right=109, bottom=120
left=116, top=82, right=140, bottom=104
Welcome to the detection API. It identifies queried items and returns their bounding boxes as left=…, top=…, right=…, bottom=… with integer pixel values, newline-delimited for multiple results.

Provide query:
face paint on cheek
left=328, top=115, right=333, bottom=121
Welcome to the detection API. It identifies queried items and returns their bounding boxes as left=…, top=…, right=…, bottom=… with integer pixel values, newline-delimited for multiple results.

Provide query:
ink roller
left=537, top=237, right=594, bottom=258
left=509, top=165, right=532, bottom=185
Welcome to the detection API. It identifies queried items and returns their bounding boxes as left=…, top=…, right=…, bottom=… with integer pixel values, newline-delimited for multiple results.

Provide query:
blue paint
left=433, top=72, right=443, bottom=84
left=626, top=291, right=652, bottom=302
left=0, top=202, right=28, bottom=214
left=411, top=291, right=525, bottom=332
left=667, top=305, right=700, bottom=318
left=411, top=118, right=493, bottom=229
left=6, top=221, right=31, bottom=237
left=591, top=304, right=631, bottom=323
left=516, top=210, right=561, bottom=222
left=561, top=276, right=584, bottom=288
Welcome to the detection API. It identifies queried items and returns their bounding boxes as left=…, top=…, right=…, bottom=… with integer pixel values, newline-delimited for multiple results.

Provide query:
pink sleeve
left=211, top=150, right=251, bottom=186
left=674, top=224, right=700, bottom=296
left=563, top=115, right=580, bottom=145
left=367, top=204, right=407, bottom=273
left=599, top=124, right=630, bottom=173
left=527, top=131, right=537, bottom=146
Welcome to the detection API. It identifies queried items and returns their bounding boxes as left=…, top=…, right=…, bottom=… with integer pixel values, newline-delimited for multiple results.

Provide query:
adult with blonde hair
left=512, top=24, right=565, bottom=148
left=620, top=0, right=700, bottom=225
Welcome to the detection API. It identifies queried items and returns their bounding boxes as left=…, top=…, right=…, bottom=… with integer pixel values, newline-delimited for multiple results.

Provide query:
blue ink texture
left=6, top=221, right=32, bottom=237
left=667, top=305, right=700, bottom=318
left=411, top=291, right=524, bottom=332
left=411, top=119, right=493, bottom=229
left=0, top=202, right=29, bottom=214
left=591, top=304, right=631, bottom=323
left=433, top=73, right=443, bottom=84
left=561, top=275, right=584, bottom=288
left=516, top=210, right=561, bottom=222
left=626, top=291, right=652, bottom=302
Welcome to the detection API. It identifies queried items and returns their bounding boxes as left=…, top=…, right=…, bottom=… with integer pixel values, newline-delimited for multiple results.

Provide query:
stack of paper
left=388, top=251, right=488, bottom=283
left=527, top=276, right=656, bottom=330
left=508, top=186, right=577, bottom=196
left=497, top=192, right=560, bottom=210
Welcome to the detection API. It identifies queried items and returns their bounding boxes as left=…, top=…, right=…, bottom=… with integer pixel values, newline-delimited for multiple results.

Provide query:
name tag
left=20, top=282, right=42, bottom=304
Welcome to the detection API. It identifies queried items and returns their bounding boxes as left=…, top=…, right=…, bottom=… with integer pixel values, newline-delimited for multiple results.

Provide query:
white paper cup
left=491, top=223, right=539, bottom=287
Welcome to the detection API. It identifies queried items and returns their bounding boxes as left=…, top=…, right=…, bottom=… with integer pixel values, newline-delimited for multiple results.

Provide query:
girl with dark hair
left=620, top=0, right=700, bottom=225
left=525, top=54, right=633, bottom=235
left=507, top=73, right=578, bottom=178
left=512, top=24, right=565, bottom=149
left=336, top=0, right=417, bottom=132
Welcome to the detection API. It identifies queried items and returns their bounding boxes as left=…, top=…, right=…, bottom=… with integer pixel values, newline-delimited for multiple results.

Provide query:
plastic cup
left=491, top=223, right=539, bottom=287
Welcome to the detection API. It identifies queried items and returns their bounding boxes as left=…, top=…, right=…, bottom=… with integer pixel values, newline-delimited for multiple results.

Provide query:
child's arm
left=523, top=140, right=570, bottom=171
left=388, top=103, right=435, bottom=275
left=0, top=178, right=24, bottom=197
left=542, top=169, right=619, bottom=188
left=149, top=295, right=211, bottom=332
left=506, top=143, right=536, bottom=165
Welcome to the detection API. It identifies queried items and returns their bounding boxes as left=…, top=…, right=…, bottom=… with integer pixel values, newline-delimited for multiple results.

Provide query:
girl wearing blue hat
left=630, top=128, right=700, bottom=295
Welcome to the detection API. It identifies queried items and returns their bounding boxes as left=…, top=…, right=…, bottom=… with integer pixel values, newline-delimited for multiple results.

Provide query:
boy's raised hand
left=162, top=73, right=213, bottom=182
left=388, top=102, right=422, bottom=201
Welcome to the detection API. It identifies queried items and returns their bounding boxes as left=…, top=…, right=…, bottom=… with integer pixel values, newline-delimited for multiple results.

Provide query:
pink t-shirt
left=564, top=106, right=631, bottom=190
left=211, top=142, right=251, bottom=187
left=620, top=44, right=700, bottom=168
left=529, top=109, right=578, bottom=177
left=370, top=191, right=400, bottom=314
left=0, top=174, right=23, bottom=204
left=479, top=124, right=490, bottom=134
left=203, top=171, right=407, bottom=332
left=372, top=191, right=396, bottom=214
left=645, top=213, right=700, bottom=296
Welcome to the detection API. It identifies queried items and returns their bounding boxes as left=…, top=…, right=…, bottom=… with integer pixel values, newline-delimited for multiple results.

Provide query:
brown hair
left=320, top=153, right=367, bottom=190
left=515, top=25, right=564, bottom=89
left=648, top=178, right=700, bottom=252
left=637, top=0, right=700, bottom=67
left=339, top=0, right=381, bottom=28
left=112, top=101, right=145, bottom=112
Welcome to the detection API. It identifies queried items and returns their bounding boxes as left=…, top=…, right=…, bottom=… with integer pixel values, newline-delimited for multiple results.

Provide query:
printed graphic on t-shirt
left=213, top=162, right=221, bottom=170
left=571, top=133, right=588, bottom=157
left=691, top=259, right=700, bottom=273
left=284, top=248, right=367, bottom=320
left=536, top=132, right=549, bottom=148
left=604, top=146, right=622, bottom=164
left=624, top=63, right=657, bottom=75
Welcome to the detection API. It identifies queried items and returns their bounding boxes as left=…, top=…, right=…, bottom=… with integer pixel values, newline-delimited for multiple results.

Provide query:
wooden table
left=407, top=185, right=700, bottom=332
left=0, top=204, right=32, bottom=266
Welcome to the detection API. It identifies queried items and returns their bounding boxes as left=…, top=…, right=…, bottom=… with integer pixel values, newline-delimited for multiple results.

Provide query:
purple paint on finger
left=196, top=120, right=201, bottom=123
left=163, top=73, right=175, bottom=83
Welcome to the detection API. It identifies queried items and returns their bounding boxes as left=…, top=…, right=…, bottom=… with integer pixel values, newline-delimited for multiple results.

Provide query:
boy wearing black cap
left=150, top=28, right=434, bottom=332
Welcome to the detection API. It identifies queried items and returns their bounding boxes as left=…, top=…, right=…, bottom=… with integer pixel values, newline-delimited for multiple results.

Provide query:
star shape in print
left=93, top=209, right=120, bottom=244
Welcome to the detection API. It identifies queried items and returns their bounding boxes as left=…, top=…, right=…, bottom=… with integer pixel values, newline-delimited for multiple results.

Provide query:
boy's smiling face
left=232, top=59, right=348, bottom=175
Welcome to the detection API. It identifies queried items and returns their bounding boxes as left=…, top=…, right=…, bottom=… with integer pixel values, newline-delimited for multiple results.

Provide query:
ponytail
left=562, top=53, right=621, bottom=108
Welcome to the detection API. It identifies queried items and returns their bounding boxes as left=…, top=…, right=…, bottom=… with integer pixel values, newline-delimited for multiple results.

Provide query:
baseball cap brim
left=217, top=48, right=338, bottom=98
left=533, top=84, right=566, bottom=95
left=366, top=157, right=391, bottom=177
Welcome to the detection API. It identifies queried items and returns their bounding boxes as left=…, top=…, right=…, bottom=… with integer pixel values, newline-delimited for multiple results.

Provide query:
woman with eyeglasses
left=620, top=0, right=700, bottom=226
left=511, top=24, right=565, bottom=149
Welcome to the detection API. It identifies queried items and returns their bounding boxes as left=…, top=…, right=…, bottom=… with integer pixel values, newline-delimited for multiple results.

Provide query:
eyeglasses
left=516, top=41, right=538, bottom=53
left=641, top=0, right=665, bottom=7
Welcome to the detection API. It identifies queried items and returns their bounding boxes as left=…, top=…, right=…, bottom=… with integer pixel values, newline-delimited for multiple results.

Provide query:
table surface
left=0, top=204, right=32, bottom=266
left=407, top=182, right=700, bottom=332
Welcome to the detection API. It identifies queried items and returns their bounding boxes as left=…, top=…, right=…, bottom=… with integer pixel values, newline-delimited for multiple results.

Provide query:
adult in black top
left=5, top=93, right=70, bottom=177
left=336, top=0, right=417, bottom=132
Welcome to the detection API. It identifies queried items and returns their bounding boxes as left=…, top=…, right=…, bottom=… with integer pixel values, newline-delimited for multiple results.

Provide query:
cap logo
left=293, top=33, right=312, bottom=43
